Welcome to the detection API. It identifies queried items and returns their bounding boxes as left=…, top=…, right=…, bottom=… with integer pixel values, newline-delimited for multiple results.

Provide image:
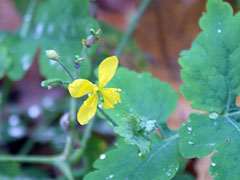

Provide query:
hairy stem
left=58, top=61, right=75, bottom=80
left=115, top=0, right=151, bottom=57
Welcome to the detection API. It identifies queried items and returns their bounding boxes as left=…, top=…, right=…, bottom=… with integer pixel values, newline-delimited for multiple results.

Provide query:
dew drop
left=187, top=127, right=192, bottom=131
left=209, top=112, right=218, bottom=120
left=188, top=141, right=194, bottom=145
left=211, top=162, right=216, bottom=167
left=138, top=152, right=142, bottom=157
left=109, top=174, right=114, bottom=179
left=166, top=172, right=171, bottom=176
left=99, top=154, right=106, bottom=160
left=209, top=143, right=216, bottom=146
left=138, top=74, right=142, bottom=78
left=217, top=29, right=221, bottom=33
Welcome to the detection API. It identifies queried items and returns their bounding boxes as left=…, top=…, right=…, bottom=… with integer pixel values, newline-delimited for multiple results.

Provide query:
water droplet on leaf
left=211, top=162, right=216, bottom=167
left=187, top=126, right=192, bottom=131
left=209, top=112, right=218, bottom=120
left=99, top=154, right=106, bottom=160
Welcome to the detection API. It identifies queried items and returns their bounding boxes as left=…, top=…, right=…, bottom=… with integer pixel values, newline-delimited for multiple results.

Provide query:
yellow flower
left=68, top=56, right=121, bottom=125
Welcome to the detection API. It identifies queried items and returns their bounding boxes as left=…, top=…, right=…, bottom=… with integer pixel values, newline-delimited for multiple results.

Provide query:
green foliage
left=105, top=67, right=178, bottom=158
left=33, top=0, right=98, bottom=81
left=86, top=67, right=182, bottom=180
left=172, top=174, right=194, bottom=180
left=84, top=135, right=181, bottom=180
left=105, top=68, right=178, bottom=126
left=1, top=0, right=98, bottom=81
left=0, top=161, right=21, bottom=177
left=0, top=45, right=11, bottom=79
left=0, top=35, right=37, bottom=81
left=179, top=0, right=240, bottom=179
left=114, top=112, right=156, bottom=157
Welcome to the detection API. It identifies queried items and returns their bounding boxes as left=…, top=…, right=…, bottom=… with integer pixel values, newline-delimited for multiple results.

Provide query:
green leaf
left=0, top=46, right=11, bottom=79
left=105, top=68, right=179, bottom=126
left=179, top=0, right=240, bottom=112
left=32, top=0, right=99, bottom=81
left=114, top=112, right=156, bottom=157
left=179, top=0, right=240, bottom=179
left=88, top=67, right=183, bottom=179
left=2, top=35, right=37, bottom=81
left=84, top=135, right=181, bottom=180
left=179, top=113, right=240, bottom=179
left=0, top=159, right=21, bottom=177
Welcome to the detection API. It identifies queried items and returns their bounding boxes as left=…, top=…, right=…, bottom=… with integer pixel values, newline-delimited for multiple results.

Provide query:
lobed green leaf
left=84, top=135, right=181, bottom=180
left=179, top=0, right=240, bottom=179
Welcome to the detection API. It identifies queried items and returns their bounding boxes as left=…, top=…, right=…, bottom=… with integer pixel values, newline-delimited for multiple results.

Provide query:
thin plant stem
left=224, top=110, right=240, bottom=117
left=18, top=138, right=35, bottom=155
left=0, top=135, right=72, bottom=164
left=77, top=46, right=86, bottom=78
left=62, top=136, right=72, bottom=159
left=97, top=106, right=118, bottom=127
left=69, top=98, right=81, bottom=145
left=0, top=154, right=60, bottom=164
left=76, top=68, right=80, bottom=79
left=20, top=0, right=37, bottom=38
left=115, top=0, right=151, bottom=57
left=58, top=61, right=75, bottom=80
left=55, top=162, right=74, bottom=180
left=70, top=117, right=95, bottom=165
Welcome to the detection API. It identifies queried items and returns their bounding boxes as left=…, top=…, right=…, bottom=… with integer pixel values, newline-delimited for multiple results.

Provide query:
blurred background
left=0, top=0, right=239, bottom=179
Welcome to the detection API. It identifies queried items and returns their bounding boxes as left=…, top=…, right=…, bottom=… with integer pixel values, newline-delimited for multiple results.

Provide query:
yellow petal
left=77, top=92, right=98, bottom=125
left=98, top=56, right=119, bottom=88
left=68, top=79, right=95, bottom=98
left=100, top=88, right=121, bottom=109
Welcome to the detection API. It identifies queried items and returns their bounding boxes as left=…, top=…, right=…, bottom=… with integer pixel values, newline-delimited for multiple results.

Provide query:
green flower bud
left=45, top=50, right=59, bottom=61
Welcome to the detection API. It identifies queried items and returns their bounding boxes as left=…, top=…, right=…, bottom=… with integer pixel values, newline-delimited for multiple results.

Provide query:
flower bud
left=83, top=35, right=99, bottom=48
left=45, top=50, right=59, bottom=61
left=90, top=28, right=101, bottom=36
